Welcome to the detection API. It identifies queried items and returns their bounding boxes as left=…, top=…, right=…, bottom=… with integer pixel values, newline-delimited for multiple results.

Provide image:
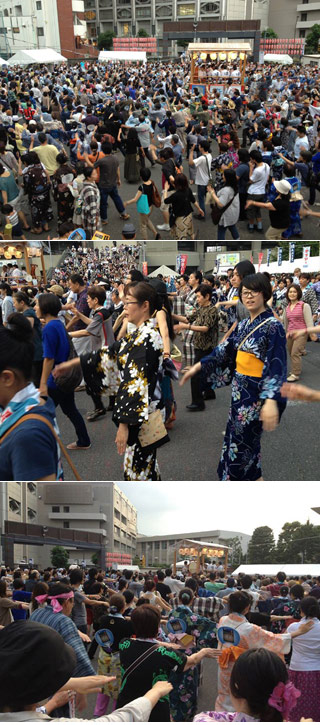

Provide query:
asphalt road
left=58, top=338, right=320, bottom=482
left=79, top=650, right=218, bottom=720
left=16, top=134, right=320, bottom=244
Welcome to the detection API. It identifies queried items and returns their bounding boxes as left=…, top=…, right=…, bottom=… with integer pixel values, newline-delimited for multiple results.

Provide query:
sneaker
left=66, top=442, right=92, bottom=450
left=157, top=223, right=170, bottom=231
left=120, top=213, right=130, bottom=220
left=287, top=374, right=299, bottom=382
left=87, top=409, right=106, bottom=421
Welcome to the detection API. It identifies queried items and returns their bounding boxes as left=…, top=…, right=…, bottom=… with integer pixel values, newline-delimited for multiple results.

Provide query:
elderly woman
left=53, top=281, right=177, bottom=480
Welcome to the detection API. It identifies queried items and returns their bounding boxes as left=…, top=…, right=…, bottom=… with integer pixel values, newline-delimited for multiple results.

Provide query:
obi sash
left=236, top=350, right=264, bottom=378
left=219, top=645, right=247, bottom=669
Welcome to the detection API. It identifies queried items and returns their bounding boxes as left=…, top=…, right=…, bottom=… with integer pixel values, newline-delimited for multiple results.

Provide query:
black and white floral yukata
left=80, top=320, right=168, bottom=481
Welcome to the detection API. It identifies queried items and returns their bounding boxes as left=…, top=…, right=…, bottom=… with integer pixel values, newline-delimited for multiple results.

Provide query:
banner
left=303, top=246, right=311, bottom=268
left=277, top=247, right=282, bottom=266
left=180, top=254, right=188, bottom=275
left=176, top=255, right=181, bottom=273
left=216, top=258, right=220, bottom=273
left=267, top=248, right=271, bottom=266
left=142, top=261, right=148, bottom=276
left=250, top=255, right=253, bottom=264
left=258, top=252, right=264, bottom=272
left=289, top=242, right=295, bottom=264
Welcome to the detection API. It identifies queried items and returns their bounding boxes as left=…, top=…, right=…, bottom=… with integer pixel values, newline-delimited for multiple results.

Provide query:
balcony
left=49, top=512, right=107, bottom=522
left=296, top=19, right=318, bottom=26
left=297, top=2, right=320, bottom=9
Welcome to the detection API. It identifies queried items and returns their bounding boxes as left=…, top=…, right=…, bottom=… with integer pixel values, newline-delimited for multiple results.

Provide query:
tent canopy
left=7, top=48, right=67, bottom=66
left=263, top=54, right=293, bottom=65
left=259, top=255, right=320, bottom=274
left=0, top=57, right=7, bottom=65
left=232, top=564, right=320, bottom=576
left=98, top=50, right=146, bottom=63
left=148, top=264, right=179, bottom=278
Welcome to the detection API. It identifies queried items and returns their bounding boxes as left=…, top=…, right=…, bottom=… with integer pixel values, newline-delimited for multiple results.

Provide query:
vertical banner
left=176, top=255, right=181, bottom=273
left=289, top=242, right=295, bottom=264
left=250, top=255, right=253, bottom=264
left=180, top=254, right=188, bottom=275
left=267, top=248, right=271, bottom=266
left=277, top=247, right=282, bottom=266
left=216, top=258, right=220, bottom=273
left=258, top=252, right=264, bottom=271
left=142, top=261, right=148, bottom=276
left=303, top=246, right=311, bottom=268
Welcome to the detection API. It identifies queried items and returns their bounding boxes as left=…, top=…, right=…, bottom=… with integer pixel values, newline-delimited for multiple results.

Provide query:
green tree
left=228, top=537, right=243, bottom=567
left=138, top=29, right=149, bottom=37
left=261, top=28, right=278, bottom=39
left=247, top=526, right=276, bottom=564
left=91, top=553, right=98, bottom=565
left=306, top=24, right=320, bottom=53
left=51, top=545, right=69, bottom=569
left=276, top=520, right=320, bottom=564
left=97, top=31, right=115, bottom=50
left=178, top=40, right=190, bottom=49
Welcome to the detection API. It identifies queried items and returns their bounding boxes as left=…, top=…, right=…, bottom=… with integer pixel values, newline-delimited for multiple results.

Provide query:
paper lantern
left=239, top=52, right=245, bottom=60
left=192, top=53, right=197, bottom=59
left=210, top=52, right=217, bottom=60
left=230, top=51, right=237, bottom=59
left=219, top=52, right=226, bottom=60
left=200, top=52, right=207, bottom=60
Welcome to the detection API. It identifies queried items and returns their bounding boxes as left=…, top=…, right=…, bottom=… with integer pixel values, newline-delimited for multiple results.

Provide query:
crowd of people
left=1, top=56, right=320, bottom=240
left=0, top=563, right=320, bottom=721
left=0, top=243, right=319, bottom=481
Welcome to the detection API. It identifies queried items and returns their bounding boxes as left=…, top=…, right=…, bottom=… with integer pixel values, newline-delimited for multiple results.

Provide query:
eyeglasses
left=124, top=300, right=139, bottom=306
left=241, top=290, right=260, bottom=299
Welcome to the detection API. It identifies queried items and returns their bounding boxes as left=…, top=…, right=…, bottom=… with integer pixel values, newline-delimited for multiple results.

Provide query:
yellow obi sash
left=236, top=350, right=264, bottom=378
left=219, top=645, right=247, bottom=669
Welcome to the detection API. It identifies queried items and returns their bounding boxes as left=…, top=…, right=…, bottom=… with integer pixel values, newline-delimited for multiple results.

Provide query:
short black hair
left=229, top=590, right=251, bottom=613
left=69, top=568, right=84, bottom=586
left=37, top=292, right=61, bottom=317
left=70, top=273, right=84, bottom=286
left=0, top=313, right=34, bottom=379
left=196, top=283, right=212, bottom=299
left=239, top=273, right=272, bottom=305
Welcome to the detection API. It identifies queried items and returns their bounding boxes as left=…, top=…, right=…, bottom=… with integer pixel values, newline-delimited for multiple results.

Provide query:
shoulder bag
left=55, top=335, right=83, bottom=393
left=138, top=409, right=168, bottom=448
left=211, top=193, right=236, bottom=225
left=151, top=180, right=161, bottom=208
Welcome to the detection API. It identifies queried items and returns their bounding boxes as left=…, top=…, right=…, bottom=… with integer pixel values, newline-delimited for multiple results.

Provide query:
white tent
left=259, top=255, right=320, bottom=274
left=7, top=48, right=67, bottom=66
left=0, top=57, right=8, bottom=65
left=232, top=564, right=320, bottom=577
left=98, top=50, right=146, bottom=63
left=148, top=264, right=179, bottom=278
left=263, top=53, right=293, bottom=65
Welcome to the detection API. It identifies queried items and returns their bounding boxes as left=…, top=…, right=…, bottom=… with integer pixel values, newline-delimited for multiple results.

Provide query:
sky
left=117, top=482, right=320, bottom=541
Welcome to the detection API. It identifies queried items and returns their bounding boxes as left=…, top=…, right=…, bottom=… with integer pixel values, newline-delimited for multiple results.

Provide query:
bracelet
left=163, top=352, right=170, bottom=358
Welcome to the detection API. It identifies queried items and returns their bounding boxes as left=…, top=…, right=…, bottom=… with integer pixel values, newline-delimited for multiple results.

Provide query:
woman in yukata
left=53, top=281, right=177, bottom=481
left=208, top=591, right=313, bottom=715
left=194, top=647, right=302, bottom=722
left=181, top=273, right=287, bottom=481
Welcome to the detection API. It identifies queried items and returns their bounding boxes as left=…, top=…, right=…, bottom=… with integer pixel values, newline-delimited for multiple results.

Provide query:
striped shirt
left=286, top=300, right=307, bottom=332
left=30, top=605, right=95, bottom=677
left=172, top=594, right=223, bottom=622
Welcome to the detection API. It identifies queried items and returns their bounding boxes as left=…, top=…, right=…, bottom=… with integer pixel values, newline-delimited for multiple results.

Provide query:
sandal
left=66, top=442, right=91, bottom=450
left=87, top=409, right=106, bottom=421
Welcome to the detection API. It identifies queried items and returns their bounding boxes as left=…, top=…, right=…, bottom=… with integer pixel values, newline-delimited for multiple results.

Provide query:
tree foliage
left=247, top=526, right=276, bottom=564
left=138, top=29, right=149, bottom=37
left=306, top=24, right=320, bottom=54
left=50, top=545, right=69, bottom=569
left=261, top=28, right=278, bottom=39
left=91, top=553, right=98, bottom=565
left=276, top=520, right=320, bottom=564
left=97, top=31, right=115, bottom=50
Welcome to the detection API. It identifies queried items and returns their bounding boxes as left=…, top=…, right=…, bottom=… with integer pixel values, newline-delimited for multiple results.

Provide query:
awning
left=7, top=48, right=67, bottom=66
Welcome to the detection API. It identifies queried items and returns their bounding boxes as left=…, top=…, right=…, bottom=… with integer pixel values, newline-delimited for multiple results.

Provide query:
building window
left=63, top=506, right=70, bottom=513
left=14, top=5, right=22, bottom=16
left=28, top=508, right=37, bottom=520
left=9, top=497, right=21, bottom=514
left=12, top=27, right=20, bottom=33
left=299, top=29, right=305, bottom=37
left=136, top=8, right=151, bottom=16
left=114, top=508, right=120, bottom=519
left=37, top=27, right=44, bottom=36
left=52, top=506, right=60, bottom=512
left=27, top=482, right=37, bottom=494
left=3, top=9, right=8, bottom=16
left=154, top=541, right=160, bottom=549
left=63, top=521, right=70, bottom=528
left=178, top=4, right=195, bottom=16
left=121, top=515, right=127, bottom=525
left=36, top=0, right=42, bottom=8
left=161, top=541, right=167, bottom=549
left=300, top=12, right=307, bottom=20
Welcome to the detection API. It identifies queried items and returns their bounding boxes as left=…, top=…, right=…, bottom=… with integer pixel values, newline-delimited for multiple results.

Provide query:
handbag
left=138, top=409, right=168, bottom=448
left=55, top=335, right=83, bottom=393
left=151, top=180, right=161, bottom=208
left=211, top=194, right=236, bottom=225
left=136, top=193, right=150, bottom=214
left=0, top=413, right=82, bottom=481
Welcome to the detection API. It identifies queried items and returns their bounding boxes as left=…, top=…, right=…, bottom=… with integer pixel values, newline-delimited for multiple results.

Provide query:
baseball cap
left=48, top=284, right=64, bottom=297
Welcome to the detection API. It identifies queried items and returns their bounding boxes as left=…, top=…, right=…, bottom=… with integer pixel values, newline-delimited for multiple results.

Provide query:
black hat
left=0, top=621, right=76, bottom=708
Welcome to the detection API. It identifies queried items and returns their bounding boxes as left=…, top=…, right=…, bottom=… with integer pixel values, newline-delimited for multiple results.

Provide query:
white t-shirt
left=163, top=576, right=184, bottom=595
left=242, top=588, right=260, bottom=611
left=193, top=153, right=212, bottom=186
left=249, top=163, right=269, bottom=194
left=294, top=134, right=309, bottom=160
left=288, top=617, right=320, bottom=671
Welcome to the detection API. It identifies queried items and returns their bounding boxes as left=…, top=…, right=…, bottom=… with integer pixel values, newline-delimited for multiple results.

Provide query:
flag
left=277, top=247, right=282, bottom=266
left=176, top=255, right=181, bottom=273
left=258, top=252, right=264, bottom=271
left=250, top=255, right=253, bottom=264
left=303, top=246, right=310, bottom=268
left=216, top=258, right=220, bottom=273
left=267, top=248, right=271, bottom=266
left=289, top=242, right=295, bottom=264
left=180, top=254, right=188, bottom=274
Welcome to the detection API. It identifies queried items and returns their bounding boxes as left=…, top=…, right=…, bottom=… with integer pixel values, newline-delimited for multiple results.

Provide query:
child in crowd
left=3, top=203, right=26, bottom=240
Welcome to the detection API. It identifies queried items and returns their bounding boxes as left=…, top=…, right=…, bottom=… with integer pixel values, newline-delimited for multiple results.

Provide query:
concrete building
left=0, top=0, right=88, bottom=60
left=269, top=0, right=320, bottom=39
left=84, top=0, right=268, bottom=53
left=37, top=482, right=137, bottom=567
left=0, top=482, right=40, bottom=566
left=136, top=528, right=251, bottom=567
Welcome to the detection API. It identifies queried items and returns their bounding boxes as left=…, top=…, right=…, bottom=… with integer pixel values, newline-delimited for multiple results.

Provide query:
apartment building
left=0, top=482, right=40, bottom=565
left=269, top=0, right=320, bottom=39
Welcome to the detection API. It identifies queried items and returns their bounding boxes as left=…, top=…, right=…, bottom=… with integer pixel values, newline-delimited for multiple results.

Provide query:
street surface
left=58, top=338, right=320, bottom=482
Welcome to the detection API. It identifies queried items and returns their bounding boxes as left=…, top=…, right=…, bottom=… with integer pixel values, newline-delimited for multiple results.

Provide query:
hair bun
left=6, top=313, right=33, bottom=341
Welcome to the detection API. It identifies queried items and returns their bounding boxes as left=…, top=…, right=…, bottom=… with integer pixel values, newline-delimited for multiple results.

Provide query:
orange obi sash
left=219, top=645, right=247, bottom=669
left=236, top=350, right=264, bottom=378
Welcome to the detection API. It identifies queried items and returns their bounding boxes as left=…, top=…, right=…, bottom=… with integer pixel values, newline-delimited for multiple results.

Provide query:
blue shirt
left=12, top=590, right=32, bottom=620
left=42, top=319, right=70, bottom=389
left=30, top=605, right=95, bottom=677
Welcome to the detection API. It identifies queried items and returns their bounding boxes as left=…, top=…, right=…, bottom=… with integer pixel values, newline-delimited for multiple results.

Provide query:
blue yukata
left=168, top=605, right=217, bottom=722
left=200, top=308, right=287, bottom=481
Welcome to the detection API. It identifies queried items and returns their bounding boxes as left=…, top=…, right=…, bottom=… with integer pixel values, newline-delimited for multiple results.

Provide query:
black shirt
left=98, top=613, right=134, bottom=651
left=156, top=581, right=172, bottom=602
left=138, top=182, right=154, bottom=206
left=117, top=638, right=187, bottom=722
left=269, top=197, right=291, bottom=229
left=164, top=187, right=195, bottom=217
